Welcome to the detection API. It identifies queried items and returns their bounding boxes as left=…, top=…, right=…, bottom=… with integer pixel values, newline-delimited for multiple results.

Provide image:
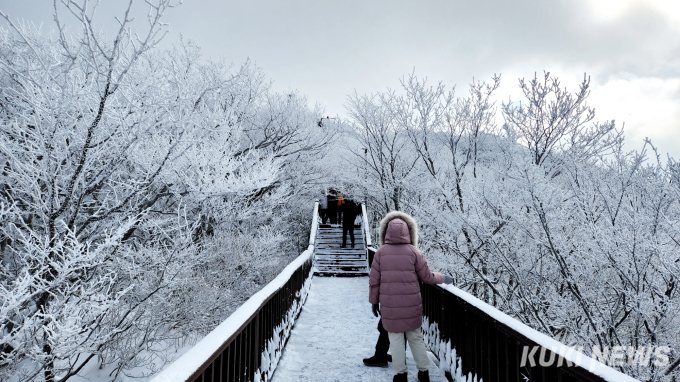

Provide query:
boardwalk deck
left=270, top=277, right=443, bottom=382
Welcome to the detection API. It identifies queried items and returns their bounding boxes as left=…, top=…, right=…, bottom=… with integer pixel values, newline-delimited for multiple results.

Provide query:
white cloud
left=589, top=74, right=680, bottom=158
left=588, top=0, right=638, bottom=20
left=588, top=0, right=680, bottom=25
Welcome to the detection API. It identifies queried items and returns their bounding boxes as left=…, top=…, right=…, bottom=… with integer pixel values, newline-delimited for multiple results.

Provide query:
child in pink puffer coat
left=369, top=211, right=452, bottom=382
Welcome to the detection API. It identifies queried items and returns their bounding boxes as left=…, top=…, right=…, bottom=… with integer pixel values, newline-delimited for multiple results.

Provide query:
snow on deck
left=271, top=276, right=442, bottom=382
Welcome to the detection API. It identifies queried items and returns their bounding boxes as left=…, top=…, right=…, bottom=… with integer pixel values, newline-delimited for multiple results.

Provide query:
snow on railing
left=360, top=203, right=372, bottom=247
left=361, top=203, right=378, bottom=270
left=151, top=203, right=319, bottom=382
left=421, top=283, right=640, bottom=382
left=308, top=201, right=319, bottom=246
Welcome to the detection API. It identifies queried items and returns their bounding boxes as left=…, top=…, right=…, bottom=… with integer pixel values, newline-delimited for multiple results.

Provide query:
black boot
left=393, top=373, right=407, bottom=382
left=417, top=370, right=430, bottom=382
left=363, top=354, right=388, bottom=367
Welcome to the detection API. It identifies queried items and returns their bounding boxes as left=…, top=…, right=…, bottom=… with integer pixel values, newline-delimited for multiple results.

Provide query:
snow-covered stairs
left=313, top=225, right=369, bottom=276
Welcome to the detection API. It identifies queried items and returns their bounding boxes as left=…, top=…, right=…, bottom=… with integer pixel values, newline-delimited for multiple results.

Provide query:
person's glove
left=444, top=275, right=453, bottom=285
left=372, top=303, right=380, bottom=317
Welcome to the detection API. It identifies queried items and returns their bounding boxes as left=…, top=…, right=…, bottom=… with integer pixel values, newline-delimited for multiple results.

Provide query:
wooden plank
left=315, top=266, right=368, bottom=271
left=314, top=256, right=366, bottom=260
left=314, top=270, right=369, bottom=275
left=315, top=249, right=365, bottom=252
left=315, top=239, right=365, bottom=243
left=314, top=255, right=365, bottom=259
left=315, top=261, right=366, bottom=265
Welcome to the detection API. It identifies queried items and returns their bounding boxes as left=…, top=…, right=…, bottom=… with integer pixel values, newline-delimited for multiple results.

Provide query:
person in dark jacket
left=341, top=199, right=360, bottom=248
left=363, top=319, right=392, bottom=367
left=369, top=211, right=453, bottom=382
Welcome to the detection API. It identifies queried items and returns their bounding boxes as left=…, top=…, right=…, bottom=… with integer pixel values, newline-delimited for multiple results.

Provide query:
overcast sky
left=2, top=0, right=680, bottom=159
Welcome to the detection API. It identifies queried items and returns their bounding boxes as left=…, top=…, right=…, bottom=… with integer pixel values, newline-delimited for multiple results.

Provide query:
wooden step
left=315, top=242, right=365, bottom=247
left=315, top=244, right=365, bottom=249
left=315, top=260, right=366, bottom=265
left=317, top=228, right=362, bottom=232
left=316, top=235, right=363, bottom=239
left=315, top=239, right=365, bottom=244
left=315, top=257, right=366, bottom=262
left=315, top=257, right=365, bottom=262
left=314, top=271, right=369, bottom=277
left=317, top=233, right=363, bottom=237
left=315, top=262, right=367, bottom=268
left=314, top=250, right=365, bottom=256
left=318, top=229, right=362, bottom=232
left=317, top=234, right=363, bottom=236
left=316, top=234, right=364, bottom=239
left=314, top=266, right=368, bottom=274
left=318, top=225, right=361, bottom=229
left=314, top=254, right=365, bottom=259
left=315, top=257, right=366, bottom=263
left=315, top=244, right=365, bottom=250
left=314, top=265, right=368, bottom=272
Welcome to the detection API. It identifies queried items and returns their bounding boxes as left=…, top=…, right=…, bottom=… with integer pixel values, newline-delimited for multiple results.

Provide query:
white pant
left=388, top=329, right=430, bottom=374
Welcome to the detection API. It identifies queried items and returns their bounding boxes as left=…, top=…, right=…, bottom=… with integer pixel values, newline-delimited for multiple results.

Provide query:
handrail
left=308, top=201, right=319, bottom=246
left=151, top=203, right=319, bottom=382
left=366, top=247, right=377, bottom=270
left=421, top=283, right=640, bottom=382
left=361, top=204, right=377, bottom=271
left=360, top=203, right=372, bottom=247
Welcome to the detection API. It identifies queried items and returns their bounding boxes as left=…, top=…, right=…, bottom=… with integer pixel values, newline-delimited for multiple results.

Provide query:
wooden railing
left=420, top=282, right=639, bottom=382
left=360, top=203, right=377, bottom=272
left=360, top=203, right=372, bottom=247
left=151, top=203, right=319, bottom=382
left=367, top=246, right=377, bottom=271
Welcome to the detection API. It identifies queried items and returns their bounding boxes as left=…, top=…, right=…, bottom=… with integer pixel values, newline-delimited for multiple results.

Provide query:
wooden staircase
left=313, top=224, right=369, bottom=276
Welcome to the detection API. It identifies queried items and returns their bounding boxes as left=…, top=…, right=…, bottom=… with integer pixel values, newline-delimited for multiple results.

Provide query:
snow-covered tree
left=343, top=72, right=679, bottom=381
left=0, top=2, right=332, bottom=380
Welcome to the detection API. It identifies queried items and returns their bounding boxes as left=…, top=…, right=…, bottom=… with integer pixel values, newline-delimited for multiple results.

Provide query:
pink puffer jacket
left=369, top=211, right=445, bottom=333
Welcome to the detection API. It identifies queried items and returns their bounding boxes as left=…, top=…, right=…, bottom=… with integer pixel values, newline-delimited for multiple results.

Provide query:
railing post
left=361, top=203, right=372, bottom=247
left=253, top=313, right=260, bottom=382
left=309, top=202, right=319, bottom=246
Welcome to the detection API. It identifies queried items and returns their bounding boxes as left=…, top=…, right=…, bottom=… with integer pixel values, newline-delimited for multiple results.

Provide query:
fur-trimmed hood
left=379, top=211, right=418, bottom=247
